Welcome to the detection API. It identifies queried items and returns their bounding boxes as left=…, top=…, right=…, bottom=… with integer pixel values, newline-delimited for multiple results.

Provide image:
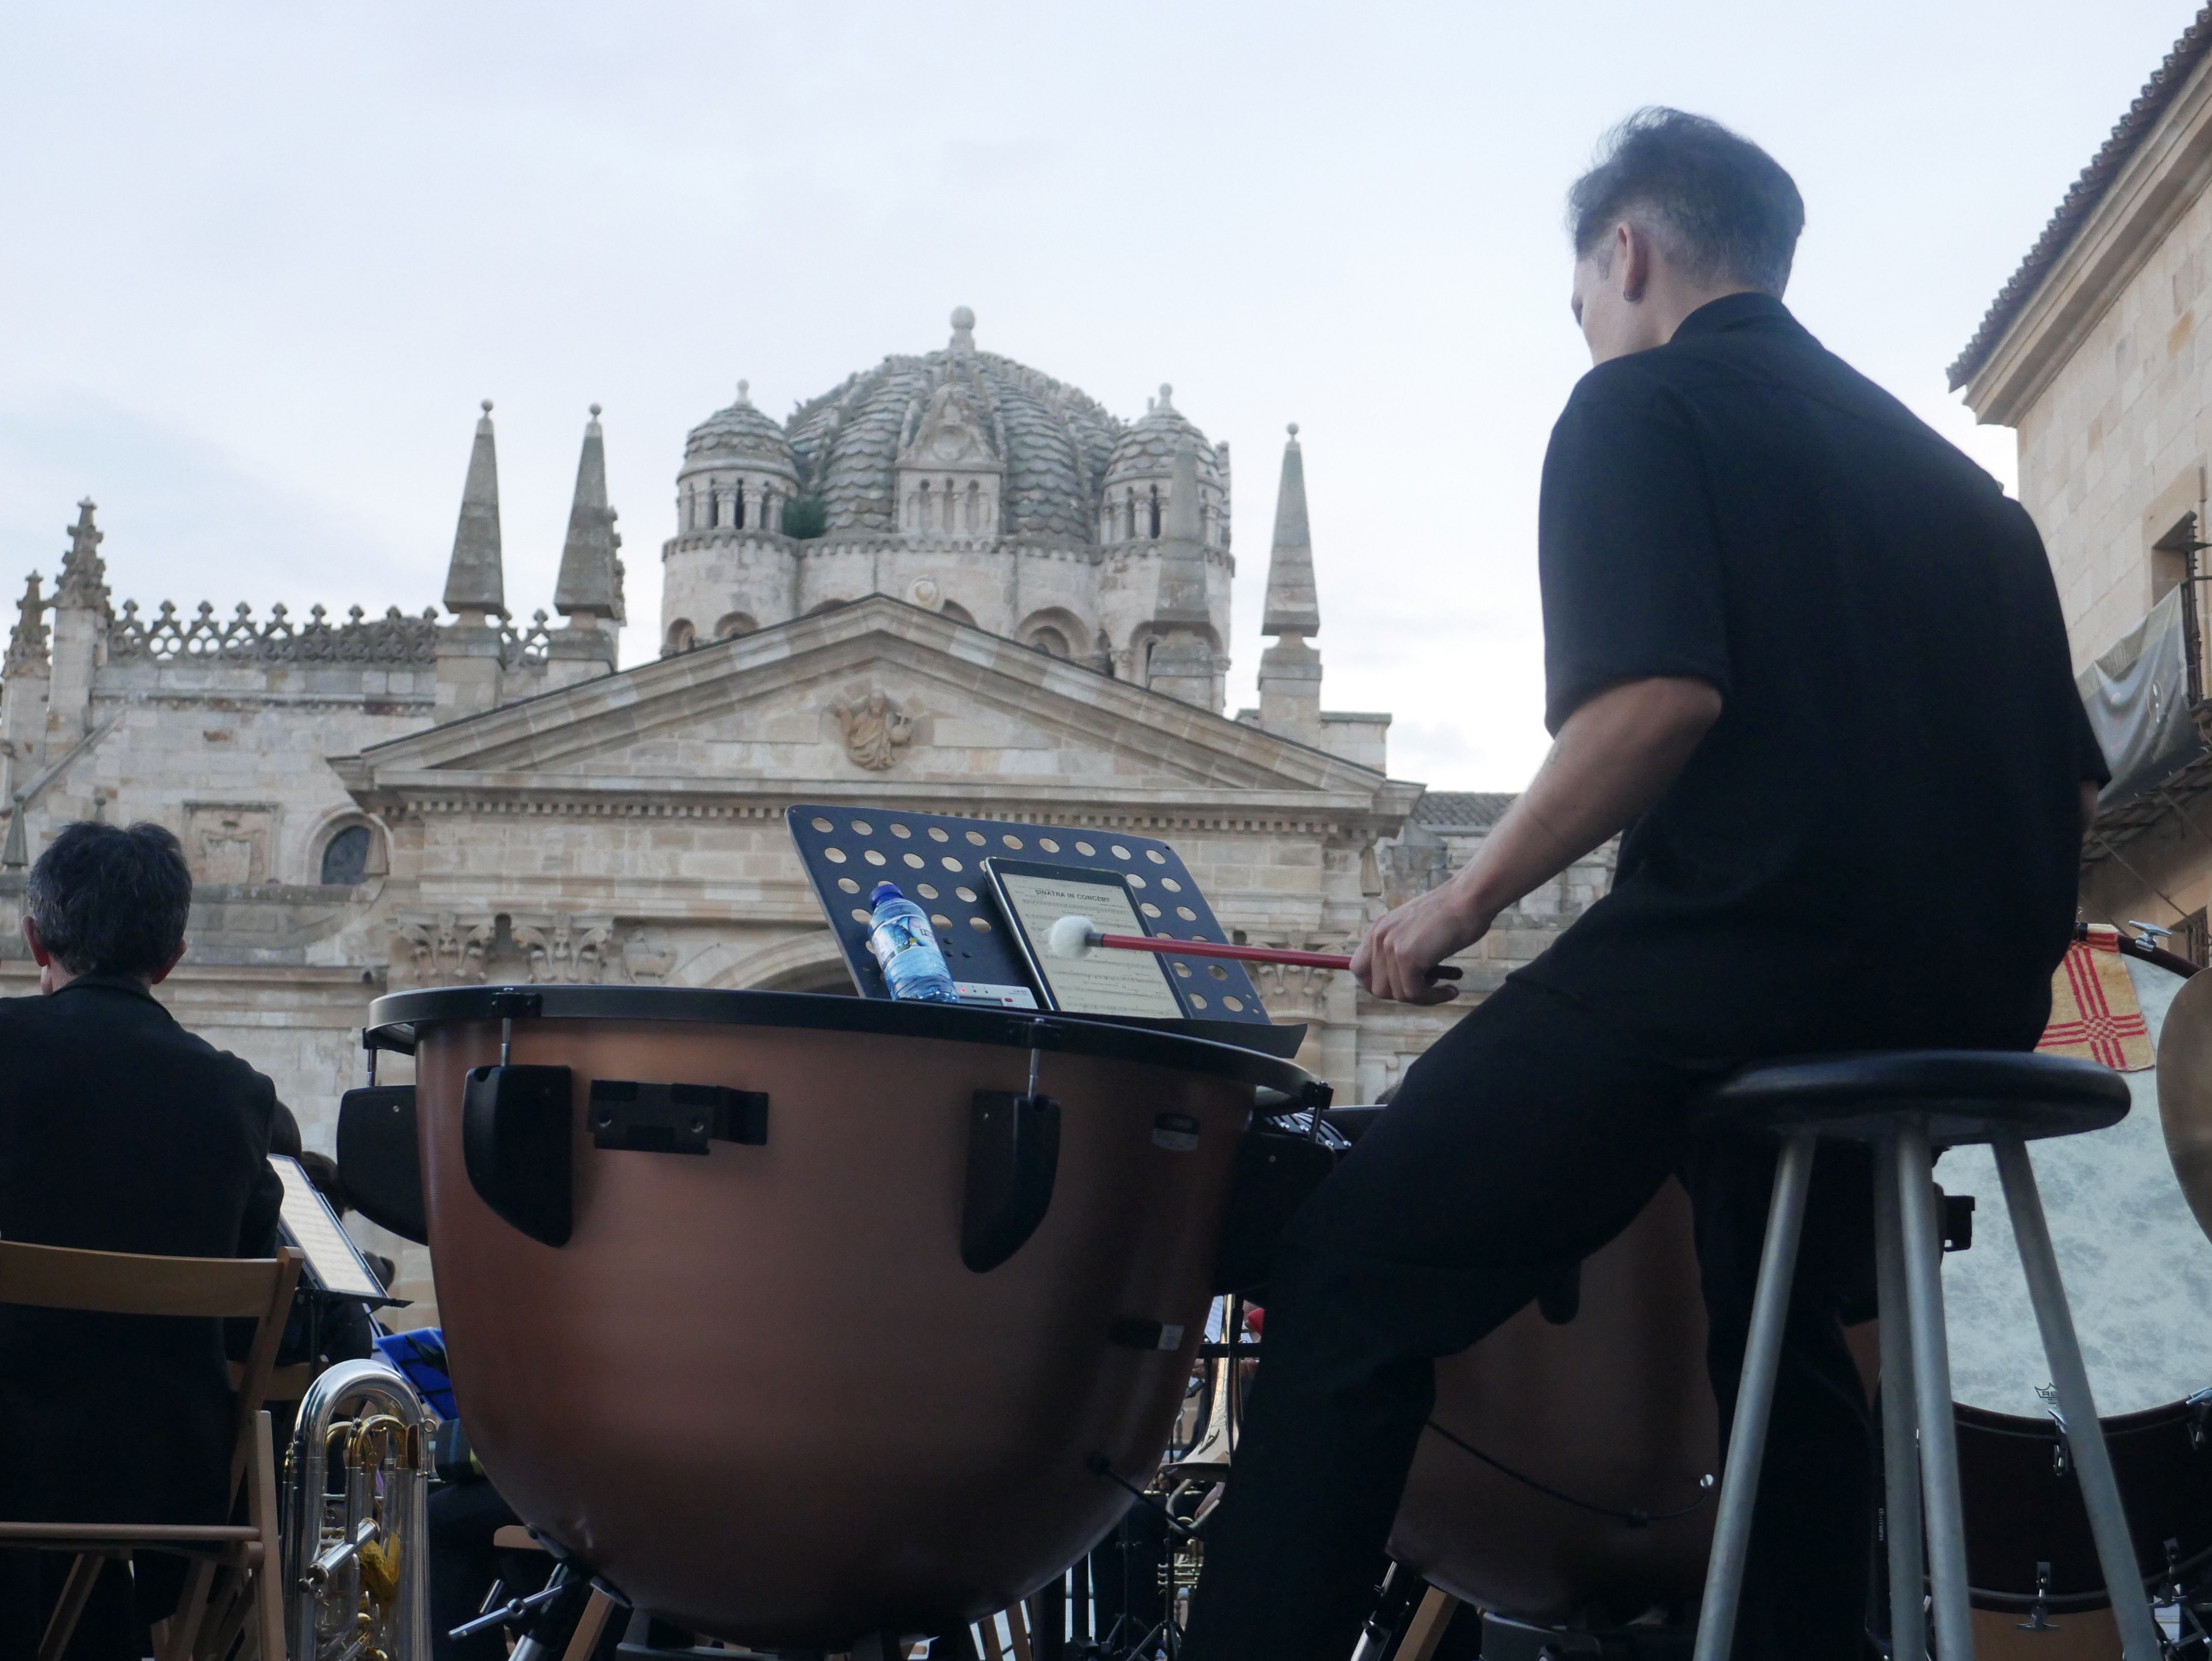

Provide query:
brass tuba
left=283, top=1358, right=433, bottom=1661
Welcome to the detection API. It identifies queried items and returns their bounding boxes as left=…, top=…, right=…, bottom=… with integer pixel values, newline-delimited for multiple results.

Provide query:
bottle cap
left=868, top=882, right=903, bottom=906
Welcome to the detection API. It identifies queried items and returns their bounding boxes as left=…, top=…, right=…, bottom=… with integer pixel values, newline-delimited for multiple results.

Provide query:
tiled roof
left=1949, top=6, right=2212, bottom=392
left=784, top=349, right=1122, bottom=541
left=1408, top=791, right=1516, bottom=831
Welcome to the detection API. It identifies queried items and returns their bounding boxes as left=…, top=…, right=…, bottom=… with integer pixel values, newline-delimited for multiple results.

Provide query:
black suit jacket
left=0, top=975, right=283, bottom=1524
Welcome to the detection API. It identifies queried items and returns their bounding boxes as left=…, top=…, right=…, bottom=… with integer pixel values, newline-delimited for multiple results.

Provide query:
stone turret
left=1142, top=445, right=1227, bottom=711
left=1256, top=424, right=1323, bottom=741
left=1, top=572, right=49, bottom=807
left=547, top=405, right=623, bottom=688
left=436, top=403, right=509, bottom=718
left=46, top=501, right=108, bottom=747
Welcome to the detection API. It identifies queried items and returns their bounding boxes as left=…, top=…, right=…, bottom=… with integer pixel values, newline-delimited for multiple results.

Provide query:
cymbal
left=2155, top=968, right=2212, bottom=1246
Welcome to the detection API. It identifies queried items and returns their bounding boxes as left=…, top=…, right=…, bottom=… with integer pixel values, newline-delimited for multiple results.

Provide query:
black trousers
left=1180, top=978, right=1876, bottom=1661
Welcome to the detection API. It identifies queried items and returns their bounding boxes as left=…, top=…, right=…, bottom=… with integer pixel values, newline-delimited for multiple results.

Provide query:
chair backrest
left=0, top=1239, right=292, bottom=1318
left=0, top=1238, right=305, bottom=1502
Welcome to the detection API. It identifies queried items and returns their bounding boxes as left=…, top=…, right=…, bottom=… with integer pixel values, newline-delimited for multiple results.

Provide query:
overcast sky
left=0, top=1, right=2191, bottom=789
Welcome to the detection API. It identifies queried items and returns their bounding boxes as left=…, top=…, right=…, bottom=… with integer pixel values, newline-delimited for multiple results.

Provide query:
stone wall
left=2014, top=185, right=2212, bottom=672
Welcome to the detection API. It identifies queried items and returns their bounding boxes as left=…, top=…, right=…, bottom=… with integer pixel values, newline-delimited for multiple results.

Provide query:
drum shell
left=1387, top=1179, right=1719, bottom=1617
left=413, top=1015, right=1250, bottom=1643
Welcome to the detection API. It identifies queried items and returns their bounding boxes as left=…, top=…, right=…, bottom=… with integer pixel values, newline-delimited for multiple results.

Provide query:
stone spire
left=1256, top=424, right=1323, bottom=740
left=554, top=404, right=624, bottom=624
left=53, top=500, right=107, bottom=613
left=1262, top=423, right=1320, bottom=638
left=4, top=574, right=48, bottom=677
left=443, top=401, right=506, bottom=620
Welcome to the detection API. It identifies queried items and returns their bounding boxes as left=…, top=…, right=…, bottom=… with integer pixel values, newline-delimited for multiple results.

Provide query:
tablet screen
left=986, top=861, right=1187, bottom=1019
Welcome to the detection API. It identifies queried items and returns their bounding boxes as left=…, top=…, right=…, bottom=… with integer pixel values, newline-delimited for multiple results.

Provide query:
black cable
left=1422, top=1417, right=1713, bottom=1528
left=1084, top=1455, right=1197, bottom=1539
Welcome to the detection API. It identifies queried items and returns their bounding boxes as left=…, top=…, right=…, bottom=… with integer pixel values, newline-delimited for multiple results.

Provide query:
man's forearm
left=1455, top=676, right=1724, bottom=922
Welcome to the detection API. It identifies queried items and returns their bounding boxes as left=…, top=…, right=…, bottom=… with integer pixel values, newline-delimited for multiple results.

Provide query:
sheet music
left=270, top=1155, right=390, bottom=1302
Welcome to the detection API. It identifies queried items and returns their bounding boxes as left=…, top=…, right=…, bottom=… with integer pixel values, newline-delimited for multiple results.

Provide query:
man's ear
left=1619, top=221, right=1653, bottom=305
left=147, top=940, right=187, bottom=988
left=21, top=916, right=50, bottom=969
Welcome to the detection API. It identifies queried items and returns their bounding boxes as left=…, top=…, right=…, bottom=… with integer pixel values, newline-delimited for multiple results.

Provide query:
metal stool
left=1687, top=1050, right=2159, bottom=1661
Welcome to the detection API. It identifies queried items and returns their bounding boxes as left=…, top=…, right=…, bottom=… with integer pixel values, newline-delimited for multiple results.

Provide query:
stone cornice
left=337, top=594, right=1391, bottom=798
left=1963, top=41, right=2212, bottom=426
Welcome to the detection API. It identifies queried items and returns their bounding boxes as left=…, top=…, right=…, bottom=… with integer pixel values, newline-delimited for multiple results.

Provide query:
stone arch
left=681, top=931, right=855, bottom=994
left=1017, top=606, right=1088, bottom=659
left=805, top=598, right=852, bottom=618
left=665, top=618, right=697, bottom=655
left=714, top=611, right=760, bottom=641
left=938, top=599, right=978, bottom=628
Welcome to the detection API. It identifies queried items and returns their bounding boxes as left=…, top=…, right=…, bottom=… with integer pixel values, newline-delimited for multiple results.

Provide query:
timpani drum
left=365, top=985, right=1322, bottom=1646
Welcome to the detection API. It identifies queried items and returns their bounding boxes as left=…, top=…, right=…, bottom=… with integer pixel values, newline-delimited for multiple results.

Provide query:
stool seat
left=1695, top=1048, right=2130, bottom=1147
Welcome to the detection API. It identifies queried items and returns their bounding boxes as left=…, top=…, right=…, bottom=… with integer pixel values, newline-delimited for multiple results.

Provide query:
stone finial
left=443, top=401, right=507, bottom=619
left=1157, top=383, right=1175, bottom=413
left=4, top=572, right=49, bottom=676
left=554, top=405, right=624, bottom=623
left=1262, top=423, right=1320, bottom=638
left=736, top=380, right=751, bottom=406
left=53, top=499, right=108, bottom=613
left=949, top=305, right=976, bottom=354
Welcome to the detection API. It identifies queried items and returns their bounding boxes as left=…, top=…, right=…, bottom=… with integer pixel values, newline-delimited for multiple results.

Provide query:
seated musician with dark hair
left=0, top=821, right=285, bottom=1661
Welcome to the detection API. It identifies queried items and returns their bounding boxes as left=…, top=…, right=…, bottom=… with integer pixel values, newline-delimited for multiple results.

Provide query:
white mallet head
left=1048, top=914, right=1102, bottom=960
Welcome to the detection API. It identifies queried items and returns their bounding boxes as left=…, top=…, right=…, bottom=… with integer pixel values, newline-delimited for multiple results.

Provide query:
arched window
left=939, top=600, right=977, bottom=627
left=1148, top=485, right=1161, bottom=539
left=941, top=479, right=956, bottom=533
left=965, top=481, right=980, bottom=533
left=1123, top=489, right=1137, bottom=541
left=714, top=611, right=759, bottom=640
left=666, top=618, right=697, bottom=654
left=1028, top=627, right=1070, bottom=658
left=734, top=480, right=747, bottom=529
left=320, top=824, right=373, bottom=886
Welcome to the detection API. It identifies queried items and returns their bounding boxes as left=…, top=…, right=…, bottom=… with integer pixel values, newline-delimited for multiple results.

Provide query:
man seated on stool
left=0, top=822, right=284, bottom=1661
left=1182, top=110, right=2107, bottom=1661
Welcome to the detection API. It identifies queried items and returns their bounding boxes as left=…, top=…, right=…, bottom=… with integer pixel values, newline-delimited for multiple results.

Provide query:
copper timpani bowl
left=366, top=987, right=1316, bottom=1645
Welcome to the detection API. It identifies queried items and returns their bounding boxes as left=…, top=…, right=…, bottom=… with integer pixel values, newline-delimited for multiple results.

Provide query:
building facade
left=1956, top=7, right=2212, bottom=953
left=0, top=310, right=1605, bottom=1307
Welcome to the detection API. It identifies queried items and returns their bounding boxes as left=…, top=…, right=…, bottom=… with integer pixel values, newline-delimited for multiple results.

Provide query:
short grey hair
left=1568, top=108, right=1805, bottom=297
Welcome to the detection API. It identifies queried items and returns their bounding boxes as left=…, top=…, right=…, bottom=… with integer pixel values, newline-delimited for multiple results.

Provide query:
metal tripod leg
left=1992, top=1134, right=2163, bottom=1661
left=1693, top=1130, right=1817, bottom=1661
left=1874, top=1130, right=1926, bottom=1661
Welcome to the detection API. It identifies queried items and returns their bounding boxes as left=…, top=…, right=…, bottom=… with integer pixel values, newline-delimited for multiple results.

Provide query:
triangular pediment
left=336, top=597, right=1404, bottom=813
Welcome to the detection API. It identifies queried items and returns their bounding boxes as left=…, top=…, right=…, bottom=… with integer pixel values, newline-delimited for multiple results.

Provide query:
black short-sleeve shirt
left=1516, top=293, right=2106, bottom=1057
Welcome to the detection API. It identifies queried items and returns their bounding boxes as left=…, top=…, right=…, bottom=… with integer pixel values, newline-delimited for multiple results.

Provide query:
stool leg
left=1991, top=1133, right=2163, bottom=1661
left=1873, top=1131, right=1926, bottom=1661
left=1693, top=1130, right=1817, bottom=1661
left=1895, top=1118, right=1973, bottom=1660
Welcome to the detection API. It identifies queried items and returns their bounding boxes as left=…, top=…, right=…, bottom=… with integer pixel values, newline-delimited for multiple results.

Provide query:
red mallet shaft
left=1048, top=915, right=1461, bottom=981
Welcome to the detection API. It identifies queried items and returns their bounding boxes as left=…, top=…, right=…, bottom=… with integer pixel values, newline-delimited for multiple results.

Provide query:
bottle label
left=869, top=915, right=935, bottom=968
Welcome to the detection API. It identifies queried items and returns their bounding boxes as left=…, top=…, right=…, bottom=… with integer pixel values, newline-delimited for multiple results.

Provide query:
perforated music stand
left=786, top=804, right=1299, bottom=1055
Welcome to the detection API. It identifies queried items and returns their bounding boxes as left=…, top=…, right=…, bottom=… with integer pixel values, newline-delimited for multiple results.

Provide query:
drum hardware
left=283, top=1359, right=432, bottom=1661
left=2191, top=1387, right=2212, bottom=1453
left=1210, top=1119, right=1341, bottom=1294
left=963, top=1085, right=1061, bottom=1272
left=2038, top=1389, right=2074, bottom=1479
left=587, top=1080, right=769, bottom=1154
left=463, top=1062, right=576, bottom=1245
left=2016, top=1561, right=2060, bottom=1631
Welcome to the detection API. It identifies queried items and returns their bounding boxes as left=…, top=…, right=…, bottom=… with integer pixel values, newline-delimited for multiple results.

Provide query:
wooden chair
left=0, top=1238, right=303, bottom=1661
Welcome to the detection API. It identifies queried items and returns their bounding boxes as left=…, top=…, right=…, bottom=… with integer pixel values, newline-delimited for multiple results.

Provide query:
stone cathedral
left=0, top=310, right=1607, bottom=1199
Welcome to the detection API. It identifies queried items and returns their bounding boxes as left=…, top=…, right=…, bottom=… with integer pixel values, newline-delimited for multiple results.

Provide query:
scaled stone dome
left=782, top=309, right=1129, bottom=543
left=685, top=382, right=798, bottom=476
left=1103, top=384, right=1225, bottom=494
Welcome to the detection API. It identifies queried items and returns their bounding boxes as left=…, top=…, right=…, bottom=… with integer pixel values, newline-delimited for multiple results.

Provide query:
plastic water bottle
left=866, top=882, right=960, bottom=1002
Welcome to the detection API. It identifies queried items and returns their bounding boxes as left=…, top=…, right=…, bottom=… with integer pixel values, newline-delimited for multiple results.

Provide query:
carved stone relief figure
left=832, top=691, right=913, bottom=771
